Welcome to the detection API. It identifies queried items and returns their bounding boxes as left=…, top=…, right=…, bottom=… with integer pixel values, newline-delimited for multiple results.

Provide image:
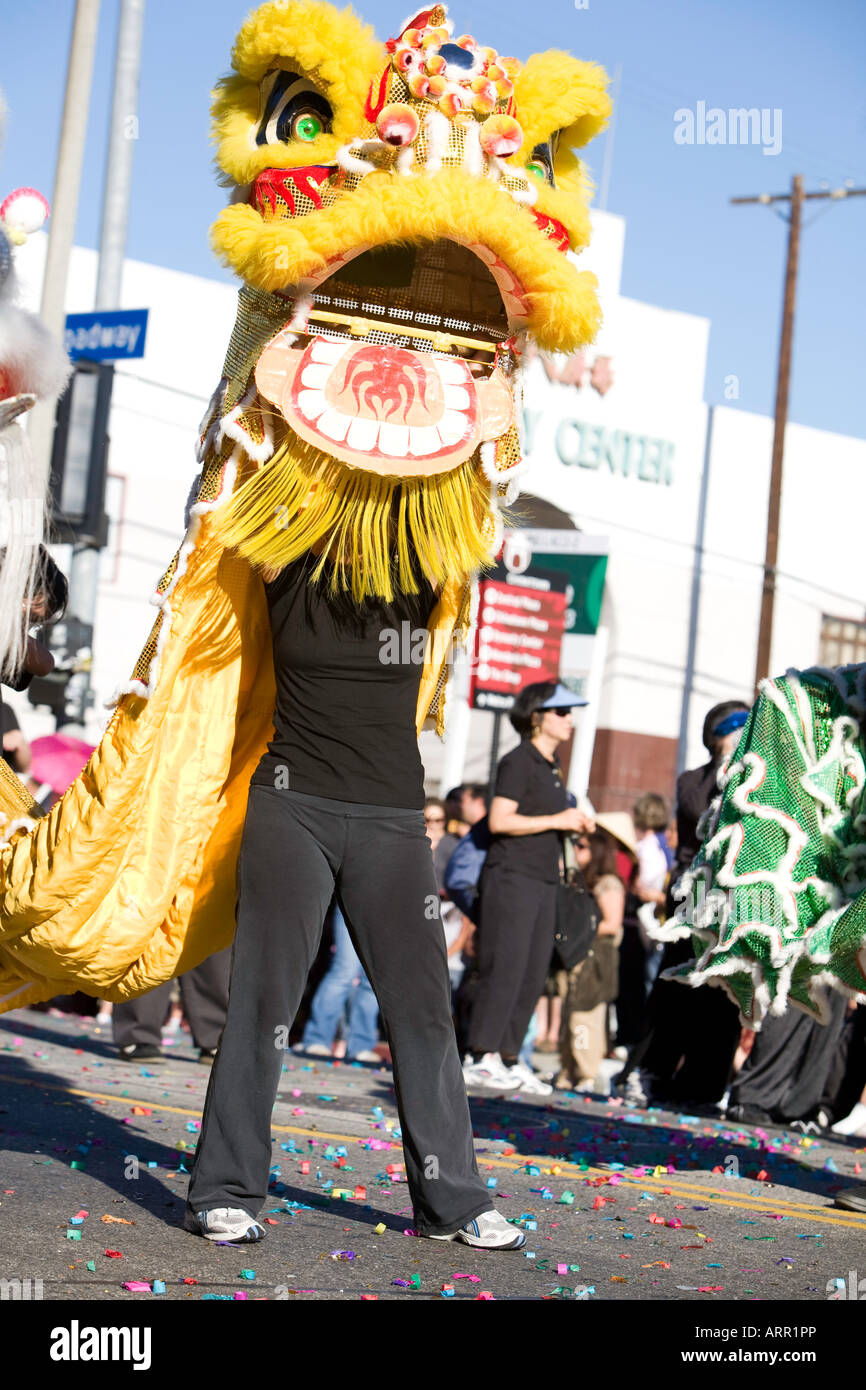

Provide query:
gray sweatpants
left=186, top=785, right=492, bottom=1236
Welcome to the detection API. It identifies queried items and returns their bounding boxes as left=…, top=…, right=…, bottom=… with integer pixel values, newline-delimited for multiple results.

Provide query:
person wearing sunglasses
left=462, top=681, right=594, bottom=1096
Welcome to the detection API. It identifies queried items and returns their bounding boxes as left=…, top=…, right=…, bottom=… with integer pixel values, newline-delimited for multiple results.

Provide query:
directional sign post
left=63, top=308, right=148, bottom=362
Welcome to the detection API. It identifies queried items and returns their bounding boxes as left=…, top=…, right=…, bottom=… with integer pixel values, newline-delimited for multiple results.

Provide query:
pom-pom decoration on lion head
left=0, top=2, right=608, bottom=1014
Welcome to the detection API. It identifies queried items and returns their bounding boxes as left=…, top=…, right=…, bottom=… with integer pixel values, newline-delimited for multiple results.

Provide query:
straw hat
left=593, top=811, right=639, bottom=861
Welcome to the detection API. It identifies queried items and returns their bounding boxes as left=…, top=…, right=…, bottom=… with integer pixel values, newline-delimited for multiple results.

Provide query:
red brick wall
left=588, top=727, right=678, bottom=814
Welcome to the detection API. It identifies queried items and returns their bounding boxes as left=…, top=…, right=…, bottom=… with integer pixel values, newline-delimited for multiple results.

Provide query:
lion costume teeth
left=0, top=1, right=608, bottom=1012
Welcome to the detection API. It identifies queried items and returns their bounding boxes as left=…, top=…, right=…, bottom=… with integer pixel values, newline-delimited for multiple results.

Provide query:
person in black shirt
left=463, top=681, right=593, bottom=1095
left=186, top=552, right=525, bottom=1251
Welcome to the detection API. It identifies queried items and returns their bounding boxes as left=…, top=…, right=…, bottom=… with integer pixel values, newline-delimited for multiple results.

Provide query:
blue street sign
left=64, top=308, right=149, bottom=361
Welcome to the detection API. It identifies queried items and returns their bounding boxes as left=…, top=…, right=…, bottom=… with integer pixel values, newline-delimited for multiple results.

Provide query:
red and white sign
left=469, top=571, right=568, bottom=711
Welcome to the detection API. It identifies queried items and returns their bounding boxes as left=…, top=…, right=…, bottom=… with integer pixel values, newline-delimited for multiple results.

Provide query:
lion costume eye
left=526, top=141, right=555, bottom=185
left=253, top=70, right=333, bottom=147
left=292, top=110, right=326, bottom=140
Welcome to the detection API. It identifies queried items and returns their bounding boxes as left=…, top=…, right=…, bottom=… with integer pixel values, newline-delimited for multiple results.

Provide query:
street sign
left=470, top=565, right=569, bottom=712
left=64, top=308, right=148, bottom=361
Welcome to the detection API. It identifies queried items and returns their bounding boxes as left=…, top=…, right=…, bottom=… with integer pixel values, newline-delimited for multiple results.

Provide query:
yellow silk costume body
left=0, top=1, right=609, bottom=1012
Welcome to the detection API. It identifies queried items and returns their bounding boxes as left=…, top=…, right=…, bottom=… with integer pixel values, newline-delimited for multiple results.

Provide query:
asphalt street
left=0, top=1008, right=864, bottom=1305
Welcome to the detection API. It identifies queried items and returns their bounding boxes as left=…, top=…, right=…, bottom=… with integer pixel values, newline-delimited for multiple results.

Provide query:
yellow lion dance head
left=204, top=0, right=610, bottom=600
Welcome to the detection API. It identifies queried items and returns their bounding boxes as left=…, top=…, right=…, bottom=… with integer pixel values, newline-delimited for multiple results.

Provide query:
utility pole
left=731, top=177, right=866, bottom=692
left=66, top=0, right=146, bottom=726
left=26, top=0, right=101, bottom=481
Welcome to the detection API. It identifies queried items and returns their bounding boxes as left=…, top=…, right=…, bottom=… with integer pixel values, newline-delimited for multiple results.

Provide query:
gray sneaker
left=426, top=1210, right=526, bottom=1250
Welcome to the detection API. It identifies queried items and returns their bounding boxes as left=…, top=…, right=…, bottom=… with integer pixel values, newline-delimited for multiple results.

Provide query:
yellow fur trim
left=230, top=0, right=381, bottom=84
left=211, top=75, right=349, bottom=188
left=210, top=436, right=496, bottom=603
left=515, top=51, right=611, bottom=159
left=212, top=0, right=383, bottom=185
left=211, top=167, right=602, bottom=352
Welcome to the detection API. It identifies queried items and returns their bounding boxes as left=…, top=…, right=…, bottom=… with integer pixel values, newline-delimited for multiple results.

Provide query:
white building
left=9, top=214, right=866, bottom=812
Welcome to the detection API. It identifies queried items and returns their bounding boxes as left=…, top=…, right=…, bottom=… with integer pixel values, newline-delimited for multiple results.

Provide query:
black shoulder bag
left=553, top=834, right=600, bottom=971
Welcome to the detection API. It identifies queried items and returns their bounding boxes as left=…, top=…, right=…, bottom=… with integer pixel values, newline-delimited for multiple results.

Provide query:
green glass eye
left=294, top=112, right=324, bottom=141
left=527, top=159, right=547, bottom=180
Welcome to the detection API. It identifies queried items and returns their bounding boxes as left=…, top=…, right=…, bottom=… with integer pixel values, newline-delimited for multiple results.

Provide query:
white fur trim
left=0, top=298, right=70, bottom=401
left=335, top=143, right=378, bottom=175
left=508, top=179, right=538, bottom=207
left=424, top=110, right=450, bottom=174
left=462, top=120, right=483, bottom=177
left=217, top=386, right=275, bottom=465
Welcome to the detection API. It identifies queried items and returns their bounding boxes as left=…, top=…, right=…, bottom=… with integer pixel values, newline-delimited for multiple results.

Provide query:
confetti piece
left=240, top=1269, right=256, bottom=1279
left=104, top=1250, right=122, bottom=1259
left=85, top=1261, right=95, bottom=1272
left=374, top=1223, right=386, bottom=1235
left=122, top=1281, right=151, bottom=1292
left=153, top=1280, right=166, bottom=1295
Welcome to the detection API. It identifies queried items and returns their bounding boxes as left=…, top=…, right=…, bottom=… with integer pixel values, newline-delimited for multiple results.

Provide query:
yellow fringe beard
left=211, top=435, right=500, bottom=602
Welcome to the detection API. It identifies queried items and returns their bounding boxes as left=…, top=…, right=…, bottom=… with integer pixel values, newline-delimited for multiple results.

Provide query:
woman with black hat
left=462, top=680, right=594, bottom=1095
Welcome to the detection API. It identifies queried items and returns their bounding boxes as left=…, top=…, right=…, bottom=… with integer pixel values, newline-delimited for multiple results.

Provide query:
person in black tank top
left=186, top=547, right=522, bottom=1249
left=252, top=553, right=434, bottom=806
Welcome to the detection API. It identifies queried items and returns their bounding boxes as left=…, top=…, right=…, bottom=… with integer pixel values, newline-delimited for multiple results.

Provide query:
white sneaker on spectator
left=617, top=1067, right=651, bottom=1106
left=302, top=1042, right=332, bottom=1058
left=350, top=1049, right=382, bottom=1064
left=506, top=1060, right=553, bottom=1096
left=831, top=1102, right=866, bottom=1137
left=462, top=1052, right=513, bottom=1090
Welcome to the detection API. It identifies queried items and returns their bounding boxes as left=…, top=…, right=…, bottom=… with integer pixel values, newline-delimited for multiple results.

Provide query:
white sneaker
left=831, top=1102, right=866, bottom=1137
left=349, top=1049, right=383, bottom=1064
left=302, top=1042, right=332, bottom=1058
left=617, top=1067, right=651, bottom=1106
left=462, top=1052, right=513, bottom=1091
left=426, top=1209, right=526, bottom=1250
left=187, top=1208, right=266, bottom=1242
left=506, top=1060, right=553, bottom=1096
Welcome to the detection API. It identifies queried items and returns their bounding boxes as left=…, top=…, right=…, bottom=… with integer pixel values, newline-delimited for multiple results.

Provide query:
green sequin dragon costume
left=658, top=666, right=866, bottom=1028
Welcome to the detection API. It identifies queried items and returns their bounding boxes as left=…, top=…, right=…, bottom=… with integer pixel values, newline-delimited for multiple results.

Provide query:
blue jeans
left=302, top=903, right=379, bottom=1056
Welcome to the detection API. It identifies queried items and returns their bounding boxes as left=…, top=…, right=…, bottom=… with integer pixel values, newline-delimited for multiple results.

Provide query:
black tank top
left=250, top=556, right=436, bottom=807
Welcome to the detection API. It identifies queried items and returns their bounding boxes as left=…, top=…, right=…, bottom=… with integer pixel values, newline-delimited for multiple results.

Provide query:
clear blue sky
left=2, top=0, right=864, bottom=437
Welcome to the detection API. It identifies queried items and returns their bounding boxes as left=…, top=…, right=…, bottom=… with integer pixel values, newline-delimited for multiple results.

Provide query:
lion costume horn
left=0, top=1, right=609, bottom=1012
